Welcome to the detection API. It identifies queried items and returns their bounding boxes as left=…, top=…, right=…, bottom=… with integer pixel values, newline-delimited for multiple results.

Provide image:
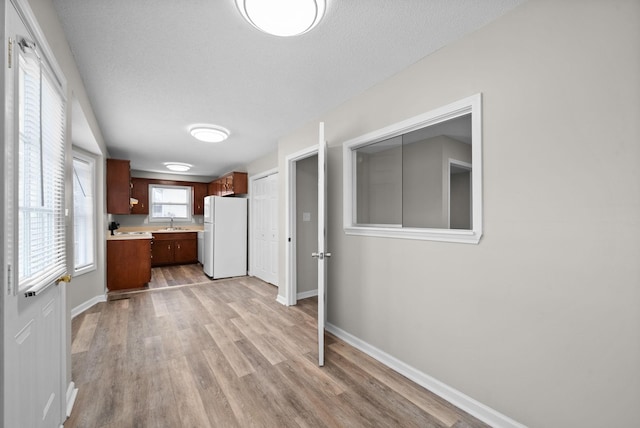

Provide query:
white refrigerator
left=203, top=196, right=247, bottom=279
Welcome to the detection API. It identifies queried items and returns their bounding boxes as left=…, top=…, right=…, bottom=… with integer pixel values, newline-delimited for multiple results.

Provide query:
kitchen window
left=73, top=152, right=96, bottom=275
left=343, top=94, right=483, bottom=244
left=149, top=184, right=192, bottom=222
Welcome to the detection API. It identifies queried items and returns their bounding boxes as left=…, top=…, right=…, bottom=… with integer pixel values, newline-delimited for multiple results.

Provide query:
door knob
left=56, top=274, right=72, bottom=284
left=325, top=252, right=332, bottom=258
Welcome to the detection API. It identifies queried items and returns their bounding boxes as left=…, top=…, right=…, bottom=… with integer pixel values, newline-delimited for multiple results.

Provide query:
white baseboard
left=65, top=381, right=78, bottom=417
left=325, top=323, right=526, bottom=428
left=276, top=294, right=288, bottom=306
left=296, top=289, right=318, bottom=300
left=71, top=294, right=107, bottom=318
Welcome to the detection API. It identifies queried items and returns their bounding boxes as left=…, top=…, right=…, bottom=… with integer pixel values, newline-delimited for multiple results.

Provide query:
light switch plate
left=303, top=212, right=311, bottom=222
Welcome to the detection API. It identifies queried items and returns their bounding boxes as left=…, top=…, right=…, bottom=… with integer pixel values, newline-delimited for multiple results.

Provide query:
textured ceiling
left=53, top=0, right=524, bottom=178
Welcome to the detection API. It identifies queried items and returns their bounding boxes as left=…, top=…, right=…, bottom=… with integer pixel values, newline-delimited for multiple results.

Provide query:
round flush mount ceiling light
left=189, top=125, right=230, bottom=143
left=235, top=0, right=326, bottom=37
left=164, top=162, right=192, bottom=172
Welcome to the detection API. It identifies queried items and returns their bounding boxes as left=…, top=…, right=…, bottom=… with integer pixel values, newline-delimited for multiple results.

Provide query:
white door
left=252, top=173, right=278, bottom=285
left=3, top=3, right=68, bottom=427
left=314, top=123, right=330, bottom=366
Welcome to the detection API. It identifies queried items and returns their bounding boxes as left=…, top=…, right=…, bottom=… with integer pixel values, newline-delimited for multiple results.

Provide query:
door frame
left=447, top=159, right=472, bottom=229
left=283, top=145, right=318, bottom=306
left=248, top=167, right=278, bottom=280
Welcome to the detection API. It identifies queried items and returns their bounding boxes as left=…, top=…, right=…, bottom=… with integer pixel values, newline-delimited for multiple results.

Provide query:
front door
left=3, top=2, right=68, bottom=426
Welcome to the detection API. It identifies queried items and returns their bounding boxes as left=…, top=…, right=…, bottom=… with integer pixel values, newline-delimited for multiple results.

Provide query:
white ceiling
left=52, top=0, right=524, bottom=178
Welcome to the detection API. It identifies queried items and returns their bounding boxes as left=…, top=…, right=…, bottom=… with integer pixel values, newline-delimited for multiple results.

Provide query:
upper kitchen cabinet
left=131, top=177, right=150, bottom=215
left=106, top=159, right=131, bottom=214
left=208, top=180, right=221, bottom=196
left=193, top=182, right=208, bottom=215
left=208, top=172, right=248, bottom=197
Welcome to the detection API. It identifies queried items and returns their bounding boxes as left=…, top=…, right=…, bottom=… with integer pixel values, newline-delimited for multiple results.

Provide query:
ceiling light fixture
left=235, top=0, right=326, bottom=37
left=189, top=125, right=230, bottom=143
left=164, top=162, right=192, bottom=172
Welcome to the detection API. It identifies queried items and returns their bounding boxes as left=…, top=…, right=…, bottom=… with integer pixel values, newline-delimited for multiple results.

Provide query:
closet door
left=252, top=172, right=278, bottom=285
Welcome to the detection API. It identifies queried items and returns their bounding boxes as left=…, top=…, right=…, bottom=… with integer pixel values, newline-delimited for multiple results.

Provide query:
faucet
left=170, top=217, right=174, bottom=229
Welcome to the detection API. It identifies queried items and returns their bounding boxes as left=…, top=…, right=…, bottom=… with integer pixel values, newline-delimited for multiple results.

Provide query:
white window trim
left=72, top=151, right=97, bottom=276
left=342, top=93, right=483, bottom=244
left=148, top=184, right=193, bottom=223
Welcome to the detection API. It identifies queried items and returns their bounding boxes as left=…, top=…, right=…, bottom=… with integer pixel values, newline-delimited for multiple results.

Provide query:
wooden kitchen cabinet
left=208, top=180, right=221, bottom=197
left=174, top=237, right=198, bottom=264
left=107, top=238, right=152, bottom=290
left=207, top=171, right=248, bottom=197
left=106, top=159, right=131, bottom=214
left=193, top=182, right=208, bottom=215
left=151, top=236, right=173, bottom=265
left=130, top=177, right=150, bottom=215
left=151, top=232, right=198, bottom=266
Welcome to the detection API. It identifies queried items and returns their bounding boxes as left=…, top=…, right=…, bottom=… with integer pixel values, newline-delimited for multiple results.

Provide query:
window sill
left=344, top=226, right=481, bottom=244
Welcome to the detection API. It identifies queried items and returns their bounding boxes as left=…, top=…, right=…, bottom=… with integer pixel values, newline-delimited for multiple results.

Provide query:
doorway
left=448, top=159, right=472, bottom=229
left=284, top=146, right=319, bottom=306
left=294, top=155, right=319, bottom=300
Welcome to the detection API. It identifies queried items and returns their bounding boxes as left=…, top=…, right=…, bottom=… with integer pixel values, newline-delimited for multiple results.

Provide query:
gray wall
left=276, top=1, right=640, bottom=426
left=356, top=145, right=402, bottom=225
left=402, top=137, right=442, bottom=227
left=295, top=155, right=318, bottom=294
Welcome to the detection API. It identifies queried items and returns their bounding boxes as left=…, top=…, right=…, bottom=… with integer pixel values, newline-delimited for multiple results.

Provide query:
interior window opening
left=343, top=94, right=482, bottom=244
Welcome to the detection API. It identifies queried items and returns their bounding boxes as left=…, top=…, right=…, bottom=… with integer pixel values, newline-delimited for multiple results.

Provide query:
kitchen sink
left=162, top=227, right=187, bottom=231
left=116, top=231, right=150, bottom=235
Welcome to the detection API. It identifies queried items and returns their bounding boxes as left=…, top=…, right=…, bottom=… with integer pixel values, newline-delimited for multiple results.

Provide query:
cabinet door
left=231, top=172, right=248, bottom=194
left=220, top=175, right=232, bottom=196
left=130, top=178, right=149, bottom=215
left=107, top=239, right=152, bottom=290
left=207, top=181, right=218, bottom=196
left=174, top=238, right=198, bottom=264
left=106, top=159, right=131, bottom=214
left=193, top=183, right=207, bottom=215
left=151, top=237, right=174, bottom=266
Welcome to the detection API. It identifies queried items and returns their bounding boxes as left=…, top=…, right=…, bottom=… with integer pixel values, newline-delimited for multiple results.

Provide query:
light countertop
left=106, top=226, right=204, bottom=240
left=107, top=232, right=152, bottom=241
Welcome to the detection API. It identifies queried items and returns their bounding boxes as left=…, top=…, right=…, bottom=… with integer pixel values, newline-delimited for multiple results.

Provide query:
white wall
left=247, top=150, right=278, bottom=177
left=276, top=0, right=640, bottom=426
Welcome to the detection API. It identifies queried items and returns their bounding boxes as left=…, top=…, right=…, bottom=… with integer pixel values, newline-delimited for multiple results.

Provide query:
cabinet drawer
left=152, top=232, right=196, bottom=241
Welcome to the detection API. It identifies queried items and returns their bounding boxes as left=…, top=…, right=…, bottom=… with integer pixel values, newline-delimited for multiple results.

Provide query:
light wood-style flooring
left=68, top=273, right=488, bottom=427
left=148, top=263, right=209, bottom=289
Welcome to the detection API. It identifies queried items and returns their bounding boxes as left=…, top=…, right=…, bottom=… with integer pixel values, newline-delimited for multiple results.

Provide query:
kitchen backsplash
left=112, top=214, right=204, bottom=229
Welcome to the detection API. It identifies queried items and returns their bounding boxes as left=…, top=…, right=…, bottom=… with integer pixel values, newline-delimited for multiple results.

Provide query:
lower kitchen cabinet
left=151, top=232, right=198, bottom=266
left=107, top=238, right=152, bottom=290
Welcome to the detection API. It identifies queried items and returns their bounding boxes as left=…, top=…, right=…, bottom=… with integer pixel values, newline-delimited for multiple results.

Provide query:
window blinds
left=17, top=39, right=66, bottom=295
